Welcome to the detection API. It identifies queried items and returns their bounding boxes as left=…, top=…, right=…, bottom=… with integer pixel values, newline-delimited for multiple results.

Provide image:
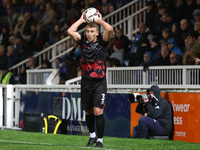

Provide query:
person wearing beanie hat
left=114, top=40, right=122, bottom=49
left=110, top=40, right=124, bottom=64
left=133, top=85, right=173, bottom=139
left=192, top=9, right=200, bottom=26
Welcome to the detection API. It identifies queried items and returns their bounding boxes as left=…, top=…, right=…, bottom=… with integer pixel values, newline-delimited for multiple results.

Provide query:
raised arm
left=67, top=13, right=86, bottom=42
left=95, top=14, right=113, bottom=42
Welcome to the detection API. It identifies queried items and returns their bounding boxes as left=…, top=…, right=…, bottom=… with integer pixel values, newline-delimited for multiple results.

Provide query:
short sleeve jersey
left=78, top=35, right=108, bottom=78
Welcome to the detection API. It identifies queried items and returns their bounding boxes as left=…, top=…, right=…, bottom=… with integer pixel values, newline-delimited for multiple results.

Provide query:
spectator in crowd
left=115, top=29, right=131, bottom=59
left=19, top=44, right=33, bottom=61
left=133, top=22, right=154, bottom=48
left=23, top=12, right=37, bottom=42
left=180, top=19, right=194, bottom=43
left=0, top=63, right=14, bottom=84
left=110, top=58, right=121, bottom=67
left=165, top=11, right=175, bottom=30
left=129, top=22, right=153, bottom=66
left=8, top=35, right=17, bottom=48
left=190, top=9, right=200, bottom=26
left=184, top=0, right=198, bottom=22
left=149, top=45, right=171, bottom=66
left=106, top=56, right=111, bottom=67
left=41, top=2, right=57, bottom=31
left=161, top=28, right=171, bottom=42
left=15, top=34, right=30, bottom=53
left=54, top=57, right=67, bottom=84
left=197, top=0, right=200, bottom=8
left=110, top=40, right=124, bottom=64
left=60, top=21, right=70, bottom=36
left=159, top=37, right=168, bottom=47
left=0, top=45, right=8, bottom=69
left=171, top=22, right=184, bottom=49
left=100, top=0, right=109, bottom=8
left=67, top=8, right=80, bottom=25
left=173, top=0, right=186, bottom=22
left=34, top=3, right=46, bottom=22
left=140, top=51, right=153, bottom=72
left=106, top=29, right=116, bottom=56
left=155, top=0, right=164, bottom=9
left=183, top=32, right=200, bottom=57
left=129, top=38, right=150, bottom=66
left=18, top=56, right=36, bottom=84
left=51, top=0, right=65, bottom=21
left=41, top=59, right=52, bottom=69
left=167, top=37, right=183, bottom=56
left=133, top=85, right=173, bottom=139
left=153, top=5, right=167, bottom=35
left=194, top=21, right=200, bottom=35
left=31, top=22, right=49, bottom=51
left=88, top=0, right=101, bottom=11
left=69, top=42, right=81, bottom=59
left=0, top=25, right=10, bottom=48
left=6, top=5, right=19, bottom=33
left=170, top=51, right=183, bottom=65
left=65, top=0, right=83, bottom=12
left=153, top=12, right=168, bottom=36
left=29, top=22, right=37, bottom=50
left=101, top=4, right=109, bottom=17
left=145, top=0, right=157, bottom=32
left=183, top=50, right=198, bottom=65
left=49, top=23, right=62, bottom=44
left=13, top=15, right=25, bottom=37
left=7, top=45, right=20, bottom=68
left=21, top=0, right=35, bottom=14
left=149, top=36, right=161, bottom=62
left=108, top=4, right=115, bottom=13
left=114, top=0, right=131, bottom=10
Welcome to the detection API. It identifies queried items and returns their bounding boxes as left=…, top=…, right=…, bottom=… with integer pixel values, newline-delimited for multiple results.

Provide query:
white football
left=84, top=7, right=100, bottom=23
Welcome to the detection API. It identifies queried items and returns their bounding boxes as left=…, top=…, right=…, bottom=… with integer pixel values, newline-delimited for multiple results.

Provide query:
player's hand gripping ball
left=84, top=7, right=101, bottom=23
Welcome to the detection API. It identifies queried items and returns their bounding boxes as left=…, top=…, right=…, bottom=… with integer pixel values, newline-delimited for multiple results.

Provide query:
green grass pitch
left=0, top=130, right=199, bottom=150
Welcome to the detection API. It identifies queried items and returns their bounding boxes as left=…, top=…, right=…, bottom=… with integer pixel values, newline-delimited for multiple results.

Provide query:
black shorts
left=81, top=77, right=107, bottom=110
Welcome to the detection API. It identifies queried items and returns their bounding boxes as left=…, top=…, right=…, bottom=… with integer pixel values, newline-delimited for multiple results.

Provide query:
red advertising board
left=130, top=92, right=200, bottom=143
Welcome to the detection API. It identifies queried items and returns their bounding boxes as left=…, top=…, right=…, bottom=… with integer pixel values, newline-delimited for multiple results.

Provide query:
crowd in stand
left=1, top=0, right=200, bottom=84
left=107, top=0, right=200, bottom=69
left=0, top=0, right=131, bottom=84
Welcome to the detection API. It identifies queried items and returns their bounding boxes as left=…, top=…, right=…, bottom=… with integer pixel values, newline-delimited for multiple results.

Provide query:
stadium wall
left=1, top=85, right=200, bottom=143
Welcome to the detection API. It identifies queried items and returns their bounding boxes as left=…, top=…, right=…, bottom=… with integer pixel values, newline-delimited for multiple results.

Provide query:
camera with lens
left=129, top=93, right=150, bottom=103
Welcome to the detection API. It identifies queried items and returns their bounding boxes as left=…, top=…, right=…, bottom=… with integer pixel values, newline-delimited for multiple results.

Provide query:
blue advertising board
left=20, top=91, right=130, bottom=138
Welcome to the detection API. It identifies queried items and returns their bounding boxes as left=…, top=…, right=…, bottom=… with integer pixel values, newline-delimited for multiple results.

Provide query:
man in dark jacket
left=133, top=85, right=173, bottom=139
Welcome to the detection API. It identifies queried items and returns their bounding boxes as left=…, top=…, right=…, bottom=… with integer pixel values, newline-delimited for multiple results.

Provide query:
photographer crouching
left=133, top=85, right=173, bottom=139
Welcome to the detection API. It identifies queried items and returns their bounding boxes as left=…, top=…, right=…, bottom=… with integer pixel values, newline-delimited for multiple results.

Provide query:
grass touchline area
left=0, top=129, right=200, bottom=150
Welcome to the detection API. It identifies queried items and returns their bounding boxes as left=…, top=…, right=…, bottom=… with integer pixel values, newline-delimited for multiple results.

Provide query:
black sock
left=86, top=113, right=95, bottom=133
left=95, top=114, right=105, bottom=138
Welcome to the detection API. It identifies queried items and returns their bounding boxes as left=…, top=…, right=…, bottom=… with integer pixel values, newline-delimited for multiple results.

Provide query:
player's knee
left=94, top=107, right=103, bottom=116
